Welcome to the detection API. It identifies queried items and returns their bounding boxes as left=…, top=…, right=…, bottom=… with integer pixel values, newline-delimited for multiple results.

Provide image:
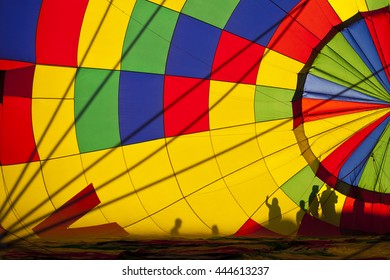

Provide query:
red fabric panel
left=268, top=0, right=342, bottom=63
left=36, top=0, right=89, bottom=66
left=211, top=31, right=265, bottom=84
left=0, top=59, right=34, bottom=70
left=301, top=98, right=389, bottom=123
left=341, top=197, right=390, bottom=234
left=365, top=11, right=390, bottom=84
left=317, top=111, right=390, bottom=187
left=32, top=184, right=128, bottom=240
left=1, top=66, right=39, bottom=165
left=164, top=76, right=210, bottom=137
left=297, top=214, right=340, bottom=236
left=234, top=218, right=282, bottom=237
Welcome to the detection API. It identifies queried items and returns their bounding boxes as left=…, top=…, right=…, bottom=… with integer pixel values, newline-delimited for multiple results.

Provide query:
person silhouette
left=170, top=218, right=182, bottom=236
left=320, top=185, right=338, bottom=222
left=308, top=185, right=320, bottom=218
left=265, top=195, right=282, bottom=229
left=296, top=200, right=306, bottom=226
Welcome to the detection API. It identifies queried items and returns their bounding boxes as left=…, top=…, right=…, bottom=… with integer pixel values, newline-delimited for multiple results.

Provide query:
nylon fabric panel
left=186, top=180, right=248, bottom=236
left=166, top=132, right=221, bottom=196
left=31, top=99, right=79, bottom=160
left=36, top=0, right=88, bottom=67
left=122, top=139, right=181, bottom=217
left=78, top=0, right=136, bottom=70
left=121, top=1, right=178, bottom=74
left=210, top=124, right=262, bottom=176
left=256, top=49, right=304, bottom=89
left=209, top=81, right=255, bottom=130
left=0, top=0, right=42, bottom=62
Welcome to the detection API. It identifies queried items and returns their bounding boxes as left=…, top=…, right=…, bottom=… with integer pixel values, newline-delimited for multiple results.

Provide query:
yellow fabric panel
left=124, top=217, right=166, bottom=236
left=166, top=132, right=221, bottom=196
left=151, top=199, right=211, bottom=236
left=32, top=99, right=79, bottom=160
left=252, top=189, right=298, bottom=236
left=328, top=0, right=368, bottom=21
left=122, top=139, right=181, bottom=216
left=256, top=49, right=304, bottom=89
left=40, top=156, right=109, bottom=228
left=41, top=156, right=87, bottom=207
left=0, top=168, right=31, bottom=242
left=186, top=180, right=248, bottom=236
left=210, top=124, right=262, bottom=176
left=79, top=148, right=142, bottom=227
left=224, top=160, right=279, bottom=216
left=2, top=163, right=54, bottom=234
left=78, top=0, right=136, bottom=70
left=256, top=119, right=307, bottom=186
left=147, top=0, right=186, bottom=11
left=33, top=65, right=76, bottom=99
left=304, top=109, right=389, bottom=161
left=209, top=81, right=255, bottom=129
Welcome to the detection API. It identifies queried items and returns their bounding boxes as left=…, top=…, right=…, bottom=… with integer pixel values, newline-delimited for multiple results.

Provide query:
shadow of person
left=296, top=200, right=306, bottom=226
left=170, top=218, right=182, bottom=236
left=265, top=195, right=282, bottom=230
left=320, top=185, right=338, bottom=223
left=308, top=185, right=320, bottom=218
left=211, top=225, right=219, bottom=237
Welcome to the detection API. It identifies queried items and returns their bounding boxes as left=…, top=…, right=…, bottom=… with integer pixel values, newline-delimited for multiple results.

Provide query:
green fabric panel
left=75, top=68, right=120, bottom=153
left=182, top=0, right=239, bottom=29
left=121, top=1, right=178, bottom=74
left=359, top=125, right=390, bottom=193
left=310, top=32, right=388, bottom=100
left=365, top=0, right=389, bottom=10
left=254, top=85, right=294, bottom=122
left=281, top=165, right=325, bottom=207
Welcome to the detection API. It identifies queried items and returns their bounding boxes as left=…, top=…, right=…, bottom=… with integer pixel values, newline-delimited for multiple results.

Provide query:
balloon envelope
left=0, top=0, right=389, bottom=242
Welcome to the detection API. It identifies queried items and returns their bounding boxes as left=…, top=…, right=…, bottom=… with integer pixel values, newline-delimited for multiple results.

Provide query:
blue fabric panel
left=339, top=115, right=390, bottom=186
left=119, top=71, right=165, bottom=145
left=166, top=14, right=221, bottom=79
left=0, top=0, right=42, bottom=62
left=342, top=20, right=390, bottom=93
left=303, top=74, right=388, bottom=105
left=224, top=0, right=299, bottom=46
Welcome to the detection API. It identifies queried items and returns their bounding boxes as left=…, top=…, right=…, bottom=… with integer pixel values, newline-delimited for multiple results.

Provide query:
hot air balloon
left=0, top=0, right=389, bottom=245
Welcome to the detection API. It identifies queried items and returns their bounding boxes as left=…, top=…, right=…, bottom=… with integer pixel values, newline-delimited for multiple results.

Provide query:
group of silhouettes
left=266, top=184, right=338, bottom=228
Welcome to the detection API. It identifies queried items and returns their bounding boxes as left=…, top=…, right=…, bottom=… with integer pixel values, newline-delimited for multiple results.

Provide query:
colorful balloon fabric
left=0, top=0, right=389, bottom=242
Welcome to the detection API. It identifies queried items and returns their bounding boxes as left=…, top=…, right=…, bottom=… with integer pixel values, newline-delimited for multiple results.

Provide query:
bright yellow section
left=124, top=217, right=166, bottom=236
left=256, top=119, right=307, bottom=186
left=209, top=81, right=255, bottom=129
left=187, top=180, right=248, bottom=236
left=328, top=0, right=368, bottom=21
left=41, top=156, right=87, bottom=207
left=79, top=148, right=145, bottom=228
left=122, top=139, right=182, bottom=216
left=211, top=123, right=261, bottom=176
left=32, top=99, right=79, bottom=160
left=78, top=0, right=136, bottom=70
left=0, top=168, right=31, bottom=242
left=147, top=0, right=186, bottom=12
left=167, top=132, right=221, bottom=196
left=2, top=163, right=54, bottom=235
left=224, top=160, right=278, bottom=216
left=33, top=65, right=76, bottom=99
left=304, top=109, right=389, bottom=161
left=151, top=199, right=211, bottom=236
left=256, top=49, right=304, bottom=89
left=41, top=156, right=109, bottom=228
